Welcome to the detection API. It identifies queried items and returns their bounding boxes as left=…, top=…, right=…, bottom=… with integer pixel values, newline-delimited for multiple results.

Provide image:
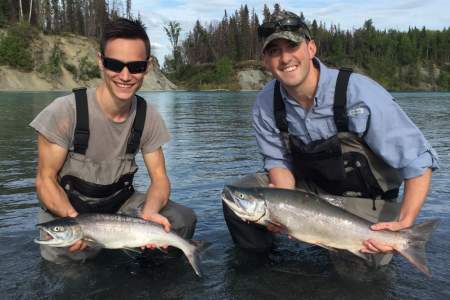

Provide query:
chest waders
left=58, top=88, right=147, bottom=214
left=273, top=68, right=402, bottom=209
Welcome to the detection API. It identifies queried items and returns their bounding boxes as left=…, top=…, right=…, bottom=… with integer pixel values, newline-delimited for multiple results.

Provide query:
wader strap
left=273, top=81, right=288, bottom=133
left=333, top=68, right=353, bottom=132
left=73, top=87, right=89, bottom=154
left=126, top=95, right=147, bottom=154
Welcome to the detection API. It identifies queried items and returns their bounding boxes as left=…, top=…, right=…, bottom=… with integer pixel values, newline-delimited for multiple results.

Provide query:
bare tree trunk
left=19, top=0, right=24, bottom=21
left=28, top=0, right=33, bottom=23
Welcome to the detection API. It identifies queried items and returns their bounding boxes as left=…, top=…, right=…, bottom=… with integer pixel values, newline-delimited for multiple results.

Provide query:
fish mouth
left=221, top=186, right=266, bottom=222
left=221, top=186, right=243, bottom=212
left=34, top=226, right=58, bottom=245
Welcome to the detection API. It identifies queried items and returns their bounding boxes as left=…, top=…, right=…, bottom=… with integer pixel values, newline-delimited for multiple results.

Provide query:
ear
left=97, top=52, right=104, bottom=71
left=307, top=40, right=317, bottom=58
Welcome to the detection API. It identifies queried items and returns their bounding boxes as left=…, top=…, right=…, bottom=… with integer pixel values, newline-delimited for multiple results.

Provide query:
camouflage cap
left=261, top=10, right=312, bottom=52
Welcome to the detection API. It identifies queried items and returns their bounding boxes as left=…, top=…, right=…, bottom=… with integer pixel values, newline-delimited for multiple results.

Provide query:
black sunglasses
left=258, top=17, right=310, bottom=39
left=102, top=56, right=148, bottom=74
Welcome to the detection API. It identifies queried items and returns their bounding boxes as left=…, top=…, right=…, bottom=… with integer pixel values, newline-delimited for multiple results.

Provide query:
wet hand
left=141, top=212, right=171, bottom=250
left=370, top=220, right=412, bottom=232
left=68, top=240, right=88, bottom=252
left=66, top=210, right=88, bottom=252
left=360, top=239, right=394, bottom=254
left=360, top=220, right=412, bottom=254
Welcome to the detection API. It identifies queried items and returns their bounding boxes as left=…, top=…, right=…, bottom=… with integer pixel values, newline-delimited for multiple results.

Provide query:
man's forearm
left=268, top=167, right=296, bottom=189
left=142, top=176, right=170, bottom=215
left=398, top=168, right=432, bottom=227
left=36, top=174, right=76, bottom=217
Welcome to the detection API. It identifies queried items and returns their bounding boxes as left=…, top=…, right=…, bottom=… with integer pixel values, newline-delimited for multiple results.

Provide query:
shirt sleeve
left=140, top=103, right=170, bottom=155
left=252, top=84, right=293, bottom=171
left=350, top=74, right=440, bottom=179
left=29, top=95, right=75, bottom=149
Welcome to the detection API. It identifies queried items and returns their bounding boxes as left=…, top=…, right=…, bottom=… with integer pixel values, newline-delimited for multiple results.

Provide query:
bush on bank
left=0, top=23, right=34, bottom=71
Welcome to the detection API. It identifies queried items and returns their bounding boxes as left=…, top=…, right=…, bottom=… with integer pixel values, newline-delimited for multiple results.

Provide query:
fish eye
left=53, top=226, right=64, bottom=232
left=238, top=193, right=245, bottom=199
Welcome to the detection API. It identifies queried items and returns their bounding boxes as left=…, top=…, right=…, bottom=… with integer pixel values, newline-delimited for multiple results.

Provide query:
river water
left=0, top=91, right=449, bottom=299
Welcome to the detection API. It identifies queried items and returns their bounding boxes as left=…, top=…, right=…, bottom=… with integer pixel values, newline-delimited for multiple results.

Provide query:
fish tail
left=182, top=240, right=209, bottom=277
left=396, top=218, right=440, bottom=276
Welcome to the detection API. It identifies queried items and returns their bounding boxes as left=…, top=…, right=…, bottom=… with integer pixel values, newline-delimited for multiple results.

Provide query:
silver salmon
left=222, top=185, right=439, bottom=276
left=34, top=213, right=203, bottom=277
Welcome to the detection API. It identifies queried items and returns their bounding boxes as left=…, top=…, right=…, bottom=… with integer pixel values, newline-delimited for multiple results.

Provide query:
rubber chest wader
left=58, top=88, right=147, bottom=213
left=274, top=68, right=402, bottom=208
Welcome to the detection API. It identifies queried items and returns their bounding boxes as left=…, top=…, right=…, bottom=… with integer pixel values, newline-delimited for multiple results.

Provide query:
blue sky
left=131, top=0, right=450, bottom=64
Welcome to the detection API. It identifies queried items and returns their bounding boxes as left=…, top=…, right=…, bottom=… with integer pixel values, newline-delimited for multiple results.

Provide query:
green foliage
left=38, top=42, right=63, bottom=80
left=235, top=60, right=262, bottom=70
left=0, top=23, right=34, bottom=71
left=0, top=0, right=8, bottom=27
left=214, top=56, right=233, bottom=82
left=79, top=56, right=100, bottom=81
left=64, top=62, right=78, bottom=77
left=166, top=62, right=239, bottom=90
left=170, top=3, right=450, bottom=90
left=437, top=71, right=450, bottom=90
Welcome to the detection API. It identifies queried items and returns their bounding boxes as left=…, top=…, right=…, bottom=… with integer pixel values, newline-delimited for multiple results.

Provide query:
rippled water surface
left=0, top=91, right=449, bottom=299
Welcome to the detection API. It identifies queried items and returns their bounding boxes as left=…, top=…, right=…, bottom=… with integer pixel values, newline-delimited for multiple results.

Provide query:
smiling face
left=99, top=38, right=149, bottom=103
left=262, top=38, right=317, bottom=90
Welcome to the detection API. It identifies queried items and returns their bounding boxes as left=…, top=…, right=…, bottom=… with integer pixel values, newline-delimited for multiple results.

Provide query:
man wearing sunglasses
left=223, top=10, right=439, bottom=270
left=30, top=18, right=197, bottom=263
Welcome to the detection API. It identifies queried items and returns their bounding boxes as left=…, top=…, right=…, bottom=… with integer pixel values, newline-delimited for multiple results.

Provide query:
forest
left=1, top=1, right=449, bottom=90
left=0, top=0, right=132, bottom=37
left=163, top=4, right=450, bottom=90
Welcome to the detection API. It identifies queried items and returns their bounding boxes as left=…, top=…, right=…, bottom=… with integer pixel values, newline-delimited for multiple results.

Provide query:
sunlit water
left=0, top=91, right=449, bottom=299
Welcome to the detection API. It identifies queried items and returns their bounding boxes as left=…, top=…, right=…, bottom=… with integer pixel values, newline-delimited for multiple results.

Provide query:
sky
left=131, top=0, right=450, bottom=64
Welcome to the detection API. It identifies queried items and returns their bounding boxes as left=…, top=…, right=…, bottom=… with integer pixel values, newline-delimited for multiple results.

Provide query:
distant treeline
left=0, top=0, right=133, bottom=37
left=164, top=3, right=450, bottom=90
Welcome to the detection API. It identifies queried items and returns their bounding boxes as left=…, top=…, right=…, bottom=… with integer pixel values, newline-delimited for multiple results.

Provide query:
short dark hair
left=100, top=18, right=151, bottom=59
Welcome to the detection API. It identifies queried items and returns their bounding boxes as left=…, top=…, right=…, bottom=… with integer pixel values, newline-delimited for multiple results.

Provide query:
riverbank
left=166, top=60, right=449, bottom=92
left=0, top=28, right=448, bottom=92
left=0, top=30, right=176, bottom=91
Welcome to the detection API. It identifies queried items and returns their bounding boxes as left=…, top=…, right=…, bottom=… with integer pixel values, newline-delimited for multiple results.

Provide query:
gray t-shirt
left=30, top=88, right=170, bottom=161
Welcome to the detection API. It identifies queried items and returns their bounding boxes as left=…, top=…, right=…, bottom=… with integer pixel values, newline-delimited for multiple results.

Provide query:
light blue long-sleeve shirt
left=252, top=58, right=440, bottom=179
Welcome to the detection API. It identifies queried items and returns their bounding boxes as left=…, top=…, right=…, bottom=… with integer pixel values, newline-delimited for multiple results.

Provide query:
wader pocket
left=60, top=172, right=136, bottom=214
left=342, top=152, right=383, bottom=198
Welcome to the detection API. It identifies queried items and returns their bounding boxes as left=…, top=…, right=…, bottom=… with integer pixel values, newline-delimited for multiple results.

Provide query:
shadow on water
left=0, top=91, right=449, bottom=299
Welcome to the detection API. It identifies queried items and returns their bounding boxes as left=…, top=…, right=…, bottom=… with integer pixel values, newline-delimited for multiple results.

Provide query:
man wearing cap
left=30, top=18, right=197, bottom=263
left=222, top=10, right=439, bottom=268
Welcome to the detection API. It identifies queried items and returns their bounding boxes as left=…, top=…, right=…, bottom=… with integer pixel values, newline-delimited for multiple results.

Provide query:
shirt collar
left=278, top=57, right=331, bottom=107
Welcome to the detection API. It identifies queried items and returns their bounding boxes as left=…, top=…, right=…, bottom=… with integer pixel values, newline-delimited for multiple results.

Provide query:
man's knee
left=173, top=204, right=197, bottom=229
left=162, top=201, right=197, bottom=239
left=222, top=201, right=273, bottom=251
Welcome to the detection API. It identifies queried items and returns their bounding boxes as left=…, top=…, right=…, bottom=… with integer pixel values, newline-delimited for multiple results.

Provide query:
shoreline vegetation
left=0, top=2, right=449, bottom=92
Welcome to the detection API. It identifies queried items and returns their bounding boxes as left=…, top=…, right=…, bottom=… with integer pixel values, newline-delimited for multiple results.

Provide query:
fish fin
left=183, top=240, right=210, bottom=278
left=316, top=243, right=338, bottom=252
left=122, top=247, right=143, bottom=254
left=120, top=248, right=143, bottom=260
left=395, top=218, right=440, bottom=277
left=83, top=238, right=103, bottom=249
left=348, top=250, right=370, bottom=261
left=157, top=246, right=169, bottom=254
left=189, top=240, right=212, bottom=252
